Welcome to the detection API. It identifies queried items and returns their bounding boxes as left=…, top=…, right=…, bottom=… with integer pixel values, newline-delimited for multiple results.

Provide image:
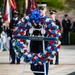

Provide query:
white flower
left=28, top=54, right=32, bottom=57
left=13, top=42, right=15, bottom=46
left=18, top=20, right=21, bottom=24
left=21, top=50, right=24, bottom=53
left=25, top=16, right=29, bottom=20
left=18, top=34, right=20, bottom=36
left=46, top=18, right=50, bottom=22
left=48, top=46, right=51, bottom=50
left=21, top=18, right=24, bottom=22
left=27, top=22, right=31, bottom=26
left=17, top=39, right=20, bottom=41
left=52, top=51, right=56, bottom=55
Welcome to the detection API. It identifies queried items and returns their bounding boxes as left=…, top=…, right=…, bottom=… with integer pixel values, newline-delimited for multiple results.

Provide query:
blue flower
left=54, top=47, right=58, bottom=51
left=17, top=48, right=21, bottom=52
left=47, top=24, right=51, bottom=28
left=52, top=30, right=55, bottom=34
left=51, top=43, right=55, bottom=46
left=15, top=42, right=20, bottom=46
left=16, top=23, right=19, bottom=27
left=16, top=29, right=20, bottom=33
left=50, top=54, right=54, bottom=58
left=42, top=60, right=46, bottom=63
left=49, top=19, right=53, bottom=23
left=30, top=9, right=42, bottom=24
left=21, top=23, right=25, bottom=27
left=54, top=25, right=58, bottom=30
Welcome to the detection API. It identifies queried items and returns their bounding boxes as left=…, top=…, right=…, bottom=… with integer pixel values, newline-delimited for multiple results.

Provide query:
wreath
left=12, top=9, right=61, bottom=65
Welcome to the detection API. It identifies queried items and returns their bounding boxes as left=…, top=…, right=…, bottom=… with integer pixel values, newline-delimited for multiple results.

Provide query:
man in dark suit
left=62, top=14, right=71, bottom=45
left=9, top=10, right=20, bottom=64
left=49, top=9, right=61, bottom=65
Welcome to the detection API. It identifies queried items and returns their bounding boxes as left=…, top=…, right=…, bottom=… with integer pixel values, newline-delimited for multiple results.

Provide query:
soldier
left=62, top=14, right=71, bottom=45
left=49, top=9, right=61, bottom=65
left=9, top=10, right=20, bottom=64
left=30, top=2, right=49, bottom=75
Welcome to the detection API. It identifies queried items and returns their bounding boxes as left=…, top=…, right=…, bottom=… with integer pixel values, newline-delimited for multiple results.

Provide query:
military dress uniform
left=9, top=10, right=20, bottom=64
left=30, top=2, right=49, bottom=75
left=62, top=14, right=71, bottom=45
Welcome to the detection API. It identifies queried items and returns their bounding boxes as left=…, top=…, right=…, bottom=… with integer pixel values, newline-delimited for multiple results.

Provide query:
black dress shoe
left=55, top=62, right=59, bottom=65
left=16, top=62, right=20, bottom=64
left=10, top=62, right=15, bottom=64
left=50, top=60, right=53, bottom=65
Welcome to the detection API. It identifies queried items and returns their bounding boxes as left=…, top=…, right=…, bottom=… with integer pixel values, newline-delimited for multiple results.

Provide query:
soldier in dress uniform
left=49, top=9, right=61, bottom=65
left=30, top=2, right=49, bottom=75
left=9, top=10, right=20, bottom=64
left=62, top=14, right=71, bottom=45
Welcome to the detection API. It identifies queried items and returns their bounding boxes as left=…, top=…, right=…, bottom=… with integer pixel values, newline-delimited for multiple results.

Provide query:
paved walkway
left=0, top=46, right=75, bottom=75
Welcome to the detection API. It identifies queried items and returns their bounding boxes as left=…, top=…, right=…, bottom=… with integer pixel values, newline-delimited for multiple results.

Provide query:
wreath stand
left=14, top=27, right=57, bottom=75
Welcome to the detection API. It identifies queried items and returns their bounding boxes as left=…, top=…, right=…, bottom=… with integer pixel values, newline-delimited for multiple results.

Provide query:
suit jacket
left=9, top=17, right=19, bottom=38
left=62, top=19, right=71, bottom=32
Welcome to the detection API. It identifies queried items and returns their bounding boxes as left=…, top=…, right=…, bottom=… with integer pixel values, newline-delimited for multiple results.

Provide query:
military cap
left=49, top=9, right=57, bottom=14
left=64, top=14, right=68, bottom=17
left=37, top=2, right=47, bottom=10
left=13, top=10, right=18, bottom=14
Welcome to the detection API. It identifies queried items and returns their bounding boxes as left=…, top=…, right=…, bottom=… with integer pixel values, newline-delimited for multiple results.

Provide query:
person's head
left=13, top=10, right=18, bottom=18
left=64, top=14, right=68, bottom=19
left=49, top=9, right=57, bottom=20
left=37, top=2, right=47, bottom=15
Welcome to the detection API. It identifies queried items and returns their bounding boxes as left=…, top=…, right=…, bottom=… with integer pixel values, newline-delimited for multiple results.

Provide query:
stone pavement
left=0, top=46, right=75, bottom=75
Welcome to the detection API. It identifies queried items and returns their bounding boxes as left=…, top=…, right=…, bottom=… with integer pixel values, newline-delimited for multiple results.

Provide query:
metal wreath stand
left=14, top=26, right=57, bottom=75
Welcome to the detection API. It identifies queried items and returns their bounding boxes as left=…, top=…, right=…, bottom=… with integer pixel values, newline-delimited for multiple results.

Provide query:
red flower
left=46, top=52, right=50, bottom=57
left=57, top=45, right=60, bottom=49
left=40, top=56, right=44, bottom=60
left=24, top=20, right=27, bottom=24
left=52, top=33, right=56, bottom=37
left=50, top=27, right=54, bottom=30
left=51, top=46, right=54, bottom=50
left=14, top=32, right=17, bottom=36
left=48, top=31, right=51, bottom=35
left=32, top=23, right=35, bottom=27
left=57, top=29, right=60, bottom=33
left=37, top=63, right=41, bottom=66
left=32, top=57, right=35, bottom=61
left=41, top=18, right=45, bottom=24
left=20, top=39, right=24, bottom=42
left=22, top=46, right=25, bottom=49
left=18, top=26, right=22, bottom=29
left=54, top=53, right=57, bottom=56
left=26, top=27, right=29, bottom=30
left=47, top=22, right=50, bottom=25
left=48, top=41, right=56, bottom=44
left=20, top=31, right=24, bottom=35
left=24, top=50, right=28, bottom=53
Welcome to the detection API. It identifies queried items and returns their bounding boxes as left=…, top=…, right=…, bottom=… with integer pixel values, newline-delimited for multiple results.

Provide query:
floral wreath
left=12, top=9, right=61, bottom=65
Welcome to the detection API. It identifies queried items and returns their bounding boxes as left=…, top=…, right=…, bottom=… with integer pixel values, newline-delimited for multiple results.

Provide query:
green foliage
left=16, top=0, right=25, bottom=15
